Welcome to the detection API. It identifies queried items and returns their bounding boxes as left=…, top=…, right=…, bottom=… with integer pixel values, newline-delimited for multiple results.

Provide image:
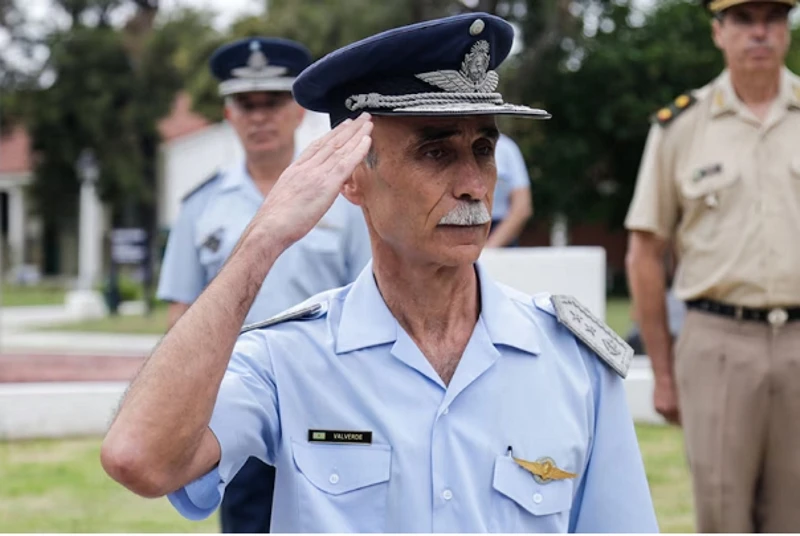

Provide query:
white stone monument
left=65, top=149, right=107, bottom=318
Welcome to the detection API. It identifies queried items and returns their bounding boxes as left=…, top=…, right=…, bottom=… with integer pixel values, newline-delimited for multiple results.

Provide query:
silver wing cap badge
left=416, top=40, right=499, bottom=93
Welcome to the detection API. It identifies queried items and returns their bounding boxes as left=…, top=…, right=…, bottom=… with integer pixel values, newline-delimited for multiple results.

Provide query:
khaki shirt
left=625, top=68, right=800, bottom=307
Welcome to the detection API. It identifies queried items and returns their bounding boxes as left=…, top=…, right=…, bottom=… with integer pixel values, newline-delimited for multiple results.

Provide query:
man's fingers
left=303, top=114, right=372, bottom=169
left=292, top=118, right=353, bottom=166
left=322, top=120, right=373, bottom=180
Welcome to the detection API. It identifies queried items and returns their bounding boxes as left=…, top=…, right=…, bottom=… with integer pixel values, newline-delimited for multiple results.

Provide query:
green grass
left=637, top=424, right=695, bottom=532
left=0, top=425, right=693, bottom=532
left=0, top=284, right=67, bottom=307
left=606, top=297, right=633, bottom=337
left=0, top=437, right=218, bottom=532
left=43, top=305, right=170, bottom=335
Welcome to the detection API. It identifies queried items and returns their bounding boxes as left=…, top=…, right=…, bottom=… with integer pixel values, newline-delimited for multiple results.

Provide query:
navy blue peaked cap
left=292, top=13, right=550, bottom=127
left=210, top=37, right=313, bottom=97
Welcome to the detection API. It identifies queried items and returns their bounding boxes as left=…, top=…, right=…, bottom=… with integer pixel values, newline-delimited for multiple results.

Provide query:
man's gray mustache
left=438, top=202, right=491, bottom=226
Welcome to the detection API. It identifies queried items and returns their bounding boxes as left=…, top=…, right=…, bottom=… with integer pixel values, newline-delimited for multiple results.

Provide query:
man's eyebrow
left=410, top=125, right=500, bottom=147
left=480, top=126, right=500, bottom=141
left=413, top=126, right=462, bottom=145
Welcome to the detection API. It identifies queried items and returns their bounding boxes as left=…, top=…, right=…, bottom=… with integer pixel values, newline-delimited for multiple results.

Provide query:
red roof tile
left=0, top=125, right=32, bottom=174
left=157, top=92, right=211, bottom=142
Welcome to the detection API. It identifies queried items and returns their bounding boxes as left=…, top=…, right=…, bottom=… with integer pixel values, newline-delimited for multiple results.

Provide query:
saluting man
left=110, top=13, right=657, bottom=533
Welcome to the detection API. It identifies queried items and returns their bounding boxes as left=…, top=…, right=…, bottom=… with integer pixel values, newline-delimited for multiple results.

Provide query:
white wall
left=479, top=246, right=607, bottom=319
left=159, top=111, right=332, bottom=228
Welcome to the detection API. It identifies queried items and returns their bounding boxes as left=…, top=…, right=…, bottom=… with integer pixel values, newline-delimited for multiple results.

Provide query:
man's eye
left=425, top=148, right=447, bottom=160
left=475, top=145, right=494, bottom=156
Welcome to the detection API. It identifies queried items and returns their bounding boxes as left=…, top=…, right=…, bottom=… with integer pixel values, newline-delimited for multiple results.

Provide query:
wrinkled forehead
left=372, top=115, right=500, bottom=146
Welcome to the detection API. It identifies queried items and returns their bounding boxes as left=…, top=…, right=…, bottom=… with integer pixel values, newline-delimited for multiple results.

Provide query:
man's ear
left=341, top=162, right=367, bottom=206
left=711, top=18, right=724, bottom=50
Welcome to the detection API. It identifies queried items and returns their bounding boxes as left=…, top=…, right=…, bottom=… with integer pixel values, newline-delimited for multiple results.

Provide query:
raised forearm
left=101, top=113, right=374, bottom=497
left=102, top=227, right=284, bottom=491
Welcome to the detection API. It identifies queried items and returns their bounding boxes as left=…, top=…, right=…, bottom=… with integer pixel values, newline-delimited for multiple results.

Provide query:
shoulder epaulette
left=240, top=302, right=328, bottom=335
left=181, top=171, right=221, bottom=203
left=549, top=295, right=633, bottom=378
left=651, top=93, right=696, bottom=127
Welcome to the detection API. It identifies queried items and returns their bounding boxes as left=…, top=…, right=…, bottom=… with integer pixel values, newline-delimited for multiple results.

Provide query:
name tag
left=308, top=429, right=372, bottom=444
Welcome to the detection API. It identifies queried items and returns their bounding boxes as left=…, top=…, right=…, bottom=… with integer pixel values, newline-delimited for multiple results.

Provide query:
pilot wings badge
left=513, top=456, right=578, bottom=485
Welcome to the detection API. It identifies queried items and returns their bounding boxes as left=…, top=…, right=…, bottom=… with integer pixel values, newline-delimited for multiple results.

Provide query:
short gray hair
left=364, top=146, right=378, bottom=168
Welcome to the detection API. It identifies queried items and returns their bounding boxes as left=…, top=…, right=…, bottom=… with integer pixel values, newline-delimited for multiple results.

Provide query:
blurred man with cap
left=155, top=36, right=371, bottom=533
left=106, top=13, right=657, bottom=532
left=626, top=0, right=800, bottom=531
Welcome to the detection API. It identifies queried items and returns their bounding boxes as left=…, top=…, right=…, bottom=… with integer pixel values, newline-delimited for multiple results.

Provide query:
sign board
left=111, top=228, right=148, bottom=265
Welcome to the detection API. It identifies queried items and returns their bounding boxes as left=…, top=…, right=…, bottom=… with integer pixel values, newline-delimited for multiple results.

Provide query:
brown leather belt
left=686, top=299, right=800, bottom=327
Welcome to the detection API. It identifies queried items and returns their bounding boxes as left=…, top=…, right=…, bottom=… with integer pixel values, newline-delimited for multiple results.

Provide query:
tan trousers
left=675, top=309, right=800, bottom=533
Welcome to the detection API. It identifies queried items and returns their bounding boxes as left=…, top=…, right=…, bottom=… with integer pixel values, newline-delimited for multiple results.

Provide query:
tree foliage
left=20, top=1, right=206, bottom=225
left=505, top=0, right=725, bottom=229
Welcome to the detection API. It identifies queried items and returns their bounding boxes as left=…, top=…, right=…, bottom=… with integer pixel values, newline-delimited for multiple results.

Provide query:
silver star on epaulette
left=416, top=40, right=499, bottom=94
left=551, top=295, right=633, bottom=378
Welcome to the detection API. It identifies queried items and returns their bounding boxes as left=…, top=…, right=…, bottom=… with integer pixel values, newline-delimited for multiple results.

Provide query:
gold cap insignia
left=513, top=456, right=577, bottom=484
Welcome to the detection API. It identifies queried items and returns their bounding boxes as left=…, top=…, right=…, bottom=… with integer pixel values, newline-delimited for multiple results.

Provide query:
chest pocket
left=490, top=454, right=574, bottom=532
left=292, top=441, right=391, bottom=532
left=678, top=163, right=742, bottom=239
left=196, top=228, right=227, bottom=281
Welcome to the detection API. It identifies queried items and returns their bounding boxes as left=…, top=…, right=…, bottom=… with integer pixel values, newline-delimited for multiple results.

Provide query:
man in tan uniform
left=625, top=0, right=800, bottom=532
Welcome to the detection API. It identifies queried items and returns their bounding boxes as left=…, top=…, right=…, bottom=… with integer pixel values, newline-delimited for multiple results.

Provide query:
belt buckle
left=767, top=308, right=789, bottom=327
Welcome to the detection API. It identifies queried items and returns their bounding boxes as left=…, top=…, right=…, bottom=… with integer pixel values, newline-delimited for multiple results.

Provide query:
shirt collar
left=711, top=68, right=800, bottom=117
left=335, top=260, right=541, bottom=356
left=710, top=70, right=739, bottom=117
left=219, top=160, right=263, bottom=201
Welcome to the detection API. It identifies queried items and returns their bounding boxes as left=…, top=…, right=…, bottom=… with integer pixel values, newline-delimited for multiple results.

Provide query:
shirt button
left=533, top=493, right=543, bottom=504
left=442, top=489, right=453, bottom=501
left=442, top=407, right=449, bottom=415
left=329, top=474, right=339, bottom=485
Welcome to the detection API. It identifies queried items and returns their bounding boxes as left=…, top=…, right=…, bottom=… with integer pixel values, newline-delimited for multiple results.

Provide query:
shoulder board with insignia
left=651, top=93, right=696, bottom=127
left=240, top=302, right=328, bottom=334
left=550, top=295, right=633, bottom=378
left=181, top=171, right=221, bottom=203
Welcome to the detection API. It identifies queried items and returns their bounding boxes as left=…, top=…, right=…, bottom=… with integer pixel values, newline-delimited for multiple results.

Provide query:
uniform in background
left=626, top=1, right=800, bottom=529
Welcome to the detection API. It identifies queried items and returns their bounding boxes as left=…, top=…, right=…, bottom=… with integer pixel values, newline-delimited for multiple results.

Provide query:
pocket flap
left=492, top=455, right=574, bottom=516
left=292, top=441, right=391, bottom=495
left=679, top=163, right=739, bottom=199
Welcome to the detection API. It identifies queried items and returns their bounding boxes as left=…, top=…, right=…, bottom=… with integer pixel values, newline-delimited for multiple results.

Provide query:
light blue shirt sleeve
left=498, top=134, right=531, bottom=190
left=343, top=201, right=372, bottom=282
left=156, top=199, right=206, bottom=305
left=492, top=134, right=531, bottom=220
left=569, top=348, right=660, bottom=533
left=167, top=330, right=281, bottom=520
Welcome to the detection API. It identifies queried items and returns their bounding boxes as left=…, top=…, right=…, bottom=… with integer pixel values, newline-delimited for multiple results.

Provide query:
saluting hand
left=256, top=113, right=373, bottom=248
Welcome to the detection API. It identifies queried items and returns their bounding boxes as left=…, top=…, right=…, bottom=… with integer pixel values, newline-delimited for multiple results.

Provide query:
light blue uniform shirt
left=156, top=161, right=372, bottom=324
left=168, top=262, right=659, bottom=533
left=492, top=133, right=531, bottom=221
